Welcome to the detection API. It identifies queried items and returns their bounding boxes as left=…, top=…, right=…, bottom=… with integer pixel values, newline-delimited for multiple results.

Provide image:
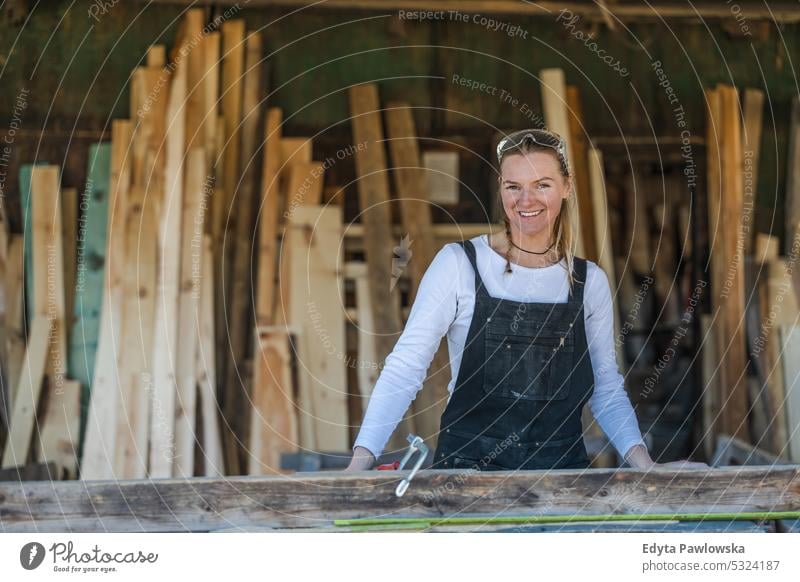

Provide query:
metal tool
left=394, top=434, right=428, bottom=497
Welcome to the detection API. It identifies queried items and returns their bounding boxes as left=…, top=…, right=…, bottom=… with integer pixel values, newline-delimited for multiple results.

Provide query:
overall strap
left=567, top=257, right=587, bottom=307
left=458, top=240, right=490, bottom=299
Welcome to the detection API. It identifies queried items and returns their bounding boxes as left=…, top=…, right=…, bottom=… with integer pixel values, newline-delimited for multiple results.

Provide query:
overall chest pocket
left=483, top=322, right=575, bottom=401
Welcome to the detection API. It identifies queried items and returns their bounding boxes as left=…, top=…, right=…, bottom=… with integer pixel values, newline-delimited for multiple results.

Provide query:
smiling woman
left=346, top=128, right=706, bottom=473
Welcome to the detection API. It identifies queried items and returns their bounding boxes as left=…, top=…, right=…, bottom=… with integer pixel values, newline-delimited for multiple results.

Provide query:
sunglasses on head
left=496, top=129, right=569, bottom=170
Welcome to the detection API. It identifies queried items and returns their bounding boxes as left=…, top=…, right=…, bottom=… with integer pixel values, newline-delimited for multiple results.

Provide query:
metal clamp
left=395, top=434, right=428, bottom=497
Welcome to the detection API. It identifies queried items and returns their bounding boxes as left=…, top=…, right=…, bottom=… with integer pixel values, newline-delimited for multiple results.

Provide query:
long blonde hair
left=497, top=136, right=580, bottom=289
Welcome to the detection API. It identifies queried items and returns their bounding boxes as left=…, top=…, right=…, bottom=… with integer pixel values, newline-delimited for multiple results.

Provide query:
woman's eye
left=537, top=183, right=550, bottom=190
left=507, top=185, right=520, bottom=191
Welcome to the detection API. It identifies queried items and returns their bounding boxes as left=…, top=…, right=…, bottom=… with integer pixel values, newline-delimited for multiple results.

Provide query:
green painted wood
left=68, top=142, right=111, bottom=460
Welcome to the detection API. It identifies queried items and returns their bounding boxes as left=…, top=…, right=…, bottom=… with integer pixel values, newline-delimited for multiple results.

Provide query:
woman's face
left=499, top=150, right=571, bottom=239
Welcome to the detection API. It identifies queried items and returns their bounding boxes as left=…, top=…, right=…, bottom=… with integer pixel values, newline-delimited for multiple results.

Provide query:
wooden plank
left=539, top=69, right=584, bottom=257
left=255, top=108, right=283, bottom=326
left=4, top=236, right=25, bottom=409
left=1, top=466, right=799, bottom=532
left=80, top=120, right=133, bottom=479
left=285, top=161, right=324, bottom=207
left=778, top=324, right=800, bottom=462
left=280, top=138, right=313, bottom=167
left=223, top=31, right=264, bottom=471
left=588, top=147, right=622, bottom=366
left=249, top=326, right=297, bottom=475
left=182, top=9, right=206, bottom=153
left=756, top=259, right=795, bottom=457
left=344, top=262, right=378, bottom=401
left=565, top=85, right=597, bottom=261
left=1, top=316, right=51, bottom=469
left=349, top=83, right=413, bottom=451
left=385, top=102, right=451, bottom=446
left=202, top=32, right=220, bottom=170
left=197, top=235, right=223, bottom=476
left=755, top=234, right=779, bottom=264
left=149, top=48, right=188, bottom=478
left=173, top=147, right=207, bottom=477
left=784, top=95, right=800, bottom=254
left=742, top=88, right=764, bottom=255
left=61, top=187, right=78, bottom=338
left=283, top=205, right=348, bottom=451
left=30, top=165, right=76, bottom=474
left=700, top=314, right=720, bottom=460
left=718, top=84, right=749, bottom=442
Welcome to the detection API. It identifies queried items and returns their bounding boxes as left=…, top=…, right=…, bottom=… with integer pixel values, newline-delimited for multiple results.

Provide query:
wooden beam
left=742, top=88, right=763, bottom=256
left=1, top=316, right=51, bottom=469
left=1, top=466, right=799, bottom=532
left=149, top=45, right=188, bottom=478
left=137, top=1, right=800, bottom=22
left=566, top=85, right=598, bottom=262
left=197, top=235, right=223, bottom=476
left=540, top=69, right=585, bottom=257
left=718, top=84, right=749, bottom=442
left=385, top=102, right=450, bottom=447
left=282, top=205, right=348, bottom=451
left=349, top=83, right=413, bottom=451
left=249, top=326, right=297, bottom=475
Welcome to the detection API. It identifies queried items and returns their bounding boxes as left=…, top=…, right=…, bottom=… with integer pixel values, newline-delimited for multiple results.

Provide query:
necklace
left=508, top=236, right=556, bottom=256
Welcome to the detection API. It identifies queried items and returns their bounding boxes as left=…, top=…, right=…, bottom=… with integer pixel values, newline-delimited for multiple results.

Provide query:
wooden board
left=343, top=263, right=378, bottom=402
left=718, top=85, right=749, bottom=442
left=223, top=31, right=264, bottom=471
left=385, top=102, right=451, bottom=446
left=1, top=316, right=51, bottom=469
left=173, top=147, right=207, bottom=477
left=283, top=205, right=348, bottom=451
left=778, top=324, right=800, bottom=462
left=249, top=326, right=297, bottom=475
left=197, top=235, right=223, bottom=477
left=349, top=83, right=413, bottom=451
left=3, top=236, right=25, bottom=413
left=565, top=85, right=597, bottom=262
left=80, top=121, right=133, bottom=480
left=1, top=466, right=799, bottom=532
left=784, top=95, right=800, bottom=254
left=539, top=69, right=584, bottom=257
left=742, top=88, right=764, bottom=255
left=149, top=49, right=188, bottom=478
left=61, top=187, right=78, bottom=336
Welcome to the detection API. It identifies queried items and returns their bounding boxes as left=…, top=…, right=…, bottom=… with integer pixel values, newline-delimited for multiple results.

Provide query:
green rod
left=334, top=511, right=800, bottom=527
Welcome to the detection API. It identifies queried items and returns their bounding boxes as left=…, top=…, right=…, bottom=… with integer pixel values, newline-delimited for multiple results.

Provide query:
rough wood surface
left=1, top=467, right=798, bottom=532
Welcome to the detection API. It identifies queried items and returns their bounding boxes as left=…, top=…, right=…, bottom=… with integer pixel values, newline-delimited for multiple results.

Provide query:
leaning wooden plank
left=224, top=31, right=264, bottom=470
left=197, top=235, right=223, bottom=477
left=4, top=236, right=25, bottom=410
left=249, top=326, right=297, bottom=475
left=149, top=51, right=188, bottom=479
left=30, top=165, right=67, bottom=378
left=565, top=85, right=598, bottom=262
left=36, top=379, right=81, bottom=479
left=385, top=102, right=451, bottom=446
left=756, top=258, right=795, bottom=457
left=344, top=262, right=378, bottom=401
left=61, top=187, right=78, bottom=340
left=174, top=147, right=207, bottom=477
left=113, top=200, right=158, bottom=480
left=778, top=324, right=800, bottom=463
left=283, top=205, right=348, bottom=451
left=349, top=83, right=413, bottom=450
left=1, top=316, right=51, bottom=469
left=80, top=121, right=133, bottom=479
left=784, top=95, right=800, bottom=255
left=540, top=69, right=585, bottom=257
left=718, top=84, right=749, bottom=442
left=1, top=467, right=799, bottom=532
left=30, top=166, right=76, bottom=474
left=587, top=148, right=621, bottom=353
left=741, top=88, right=764, bottom=255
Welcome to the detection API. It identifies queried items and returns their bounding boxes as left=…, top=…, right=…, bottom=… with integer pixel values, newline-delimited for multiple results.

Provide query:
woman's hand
left=345, top=446, right=376, bottom=472
left=623, top=444, right=708, bottom=469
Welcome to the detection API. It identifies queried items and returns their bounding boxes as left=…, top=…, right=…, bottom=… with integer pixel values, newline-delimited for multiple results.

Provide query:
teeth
left=519, top=209, right=544, bottom=217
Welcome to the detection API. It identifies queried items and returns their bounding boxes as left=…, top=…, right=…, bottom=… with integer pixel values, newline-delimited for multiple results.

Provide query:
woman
left=346, top=128, right=704, bottom=472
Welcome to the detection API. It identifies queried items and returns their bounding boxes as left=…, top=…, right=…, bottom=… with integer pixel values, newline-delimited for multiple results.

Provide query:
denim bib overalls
left=431, top=239, right=595, bottom=471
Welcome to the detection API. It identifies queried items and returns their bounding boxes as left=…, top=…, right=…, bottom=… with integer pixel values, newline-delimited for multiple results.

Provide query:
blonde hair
left=497, top=135, right=580, bottom=289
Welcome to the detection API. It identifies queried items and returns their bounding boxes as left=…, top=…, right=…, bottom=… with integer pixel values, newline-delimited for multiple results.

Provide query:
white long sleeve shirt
left=353, top=234, right=646, bottom=461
